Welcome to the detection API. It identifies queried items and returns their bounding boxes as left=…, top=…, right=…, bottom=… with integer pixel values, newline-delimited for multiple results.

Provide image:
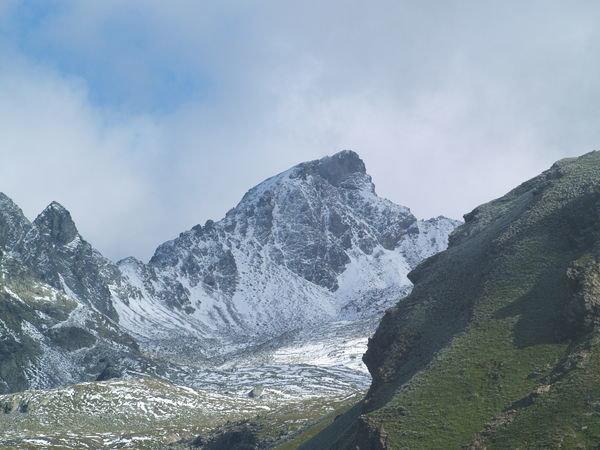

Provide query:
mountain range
left=4, top=149, right=600, bottom=449
left=0, top=150, right=460, bottom=447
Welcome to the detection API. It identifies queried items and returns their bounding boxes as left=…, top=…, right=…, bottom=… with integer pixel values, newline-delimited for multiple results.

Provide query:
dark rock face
left=565, top=259, right=600, bottom=335
left=33, top=202, right=78, bottom=246
left=187, top=421, right=263, bottom=450
left=14, top=202, right=121, bottom=320
left=150, top=225, right=239, bottom=307
left=247, top=386, right=264, bottom=398
left=95, top=364, right=122, bottom=381
left=47, top=326, right=97, bottom=351
left=353, top=416, right=388, bottom=450
left=0, top=196, right=141, bottom=394
left=0, top=193, right=30, bottom=249
left=314, top=150, right=368, bottom=187
left=0, top=250, right=140, bottom=394
left=202, top=428, right=260, bottom=450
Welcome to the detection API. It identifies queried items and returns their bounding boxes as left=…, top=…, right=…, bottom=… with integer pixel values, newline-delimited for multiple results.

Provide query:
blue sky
left=1, top=1, right=599, bottom=261
left=3, top=1, right=209, bottom=112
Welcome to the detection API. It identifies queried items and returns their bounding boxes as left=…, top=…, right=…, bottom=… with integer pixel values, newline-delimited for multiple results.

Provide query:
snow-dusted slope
left=0, top=252, right=141, bottom=394
left=0, top=198, right=142, bottom=394
left=0, top=198, right=138, bottom=323
left=15, top=202, right=129, bottom=320
left=112, top=151, right=461, bottom=361
left=0, top=375, right=365, bottom=448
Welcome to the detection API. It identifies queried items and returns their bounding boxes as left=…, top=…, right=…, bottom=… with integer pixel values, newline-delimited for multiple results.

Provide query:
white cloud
left=1, top=1, right=600, bottom=260
left=0, top=51, right=165, bottom=260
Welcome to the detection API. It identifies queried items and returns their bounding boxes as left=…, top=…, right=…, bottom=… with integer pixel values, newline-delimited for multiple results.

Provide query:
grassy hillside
left=304, top=151, right=600, bottom=448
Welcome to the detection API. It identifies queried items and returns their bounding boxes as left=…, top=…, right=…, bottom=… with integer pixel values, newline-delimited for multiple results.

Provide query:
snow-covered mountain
left=0, top=150, right=459, bottom=396
left=111, top=150, right=460, bottom=361
left=0, top=194, right=148, bottom=394
left=0, top=150, right=460, bottom=446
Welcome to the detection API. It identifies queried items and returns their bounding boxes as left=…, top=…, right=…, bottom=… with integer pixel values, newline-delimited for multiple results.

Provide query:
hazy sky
left=1, top=1, right=599, bottom=261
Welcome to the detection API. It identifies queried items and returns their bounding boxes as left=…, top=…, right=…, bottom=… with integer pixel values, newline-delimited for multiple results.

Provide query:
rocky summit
left=305, top=150, right=600, bottom=449
left=0, top=198, right=139, bottom=395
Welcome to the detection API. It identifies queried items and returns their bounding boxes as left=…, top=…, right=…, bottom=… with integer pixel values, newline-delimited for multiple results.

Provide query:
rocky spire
left=14, top=201, right=120, bottom=320
left=316, top=150, right=367, bottom=184
left=32, top=201, right=79, bottom=246
left=291, top=150, right=371, bottom=190
left=0, top=192, right=31, bottom=251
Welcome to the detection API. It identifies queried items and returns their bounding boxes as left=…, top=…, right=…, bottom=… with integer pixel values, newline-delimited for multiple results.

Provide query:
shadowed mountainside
left=304, top=150, right=600, bottom=449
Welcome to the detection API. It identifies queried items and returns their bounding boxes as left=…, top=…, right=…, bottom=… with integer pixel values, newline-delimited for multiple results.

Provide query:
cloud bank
left=1, top=1, right=599, bottom=260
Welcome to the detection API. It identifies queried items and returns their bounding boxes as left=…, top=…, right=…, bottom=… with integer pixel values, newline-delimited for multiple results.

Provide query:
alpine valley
left=0, top=150, right=460, bottom=448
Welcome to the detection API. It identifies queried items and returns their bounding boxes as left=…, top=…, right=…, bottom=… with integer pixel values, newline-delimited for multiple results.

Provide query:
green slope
left=306, top=151, right=600, bottom=449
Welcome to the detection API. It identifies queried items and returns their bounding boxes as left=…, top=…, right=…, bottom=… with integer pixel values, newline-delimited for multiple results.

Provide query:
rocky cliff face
left=0, top=197, right=136, bottom=321
left=309, top=151, right=600, bottom=449
left=14, top=202, right=122, bottom=320
left=0, top=193, right=30, bottom=249
left=0, top=250, right=139, bottom=394
left=0, top=199, right=141, bottom=394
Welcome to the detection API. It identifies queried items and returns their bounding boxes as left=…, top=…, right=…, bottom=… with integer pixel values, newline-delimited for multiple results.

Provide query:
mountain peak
left=0, top=192, right=15, bottom=204
left=330, top=149, right=364, bottom=164
left=33, top=201, right=79, bottom=245
left=324, top=149, right=364, bottom=170
left=0, top=192, right=27, bottom=216
left=45, top=201, right=68, bottom=212
left=312, top=149, right=367, bottom=187
left=264, top=149, right=372, bottom=193
left=0, top=192, right=31, bottom=250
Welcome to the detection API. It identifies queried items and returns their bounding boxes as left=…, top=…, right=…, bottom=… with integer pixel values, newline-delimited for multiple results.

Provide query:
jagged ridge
left=0, top=150, right=459, bottom=396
